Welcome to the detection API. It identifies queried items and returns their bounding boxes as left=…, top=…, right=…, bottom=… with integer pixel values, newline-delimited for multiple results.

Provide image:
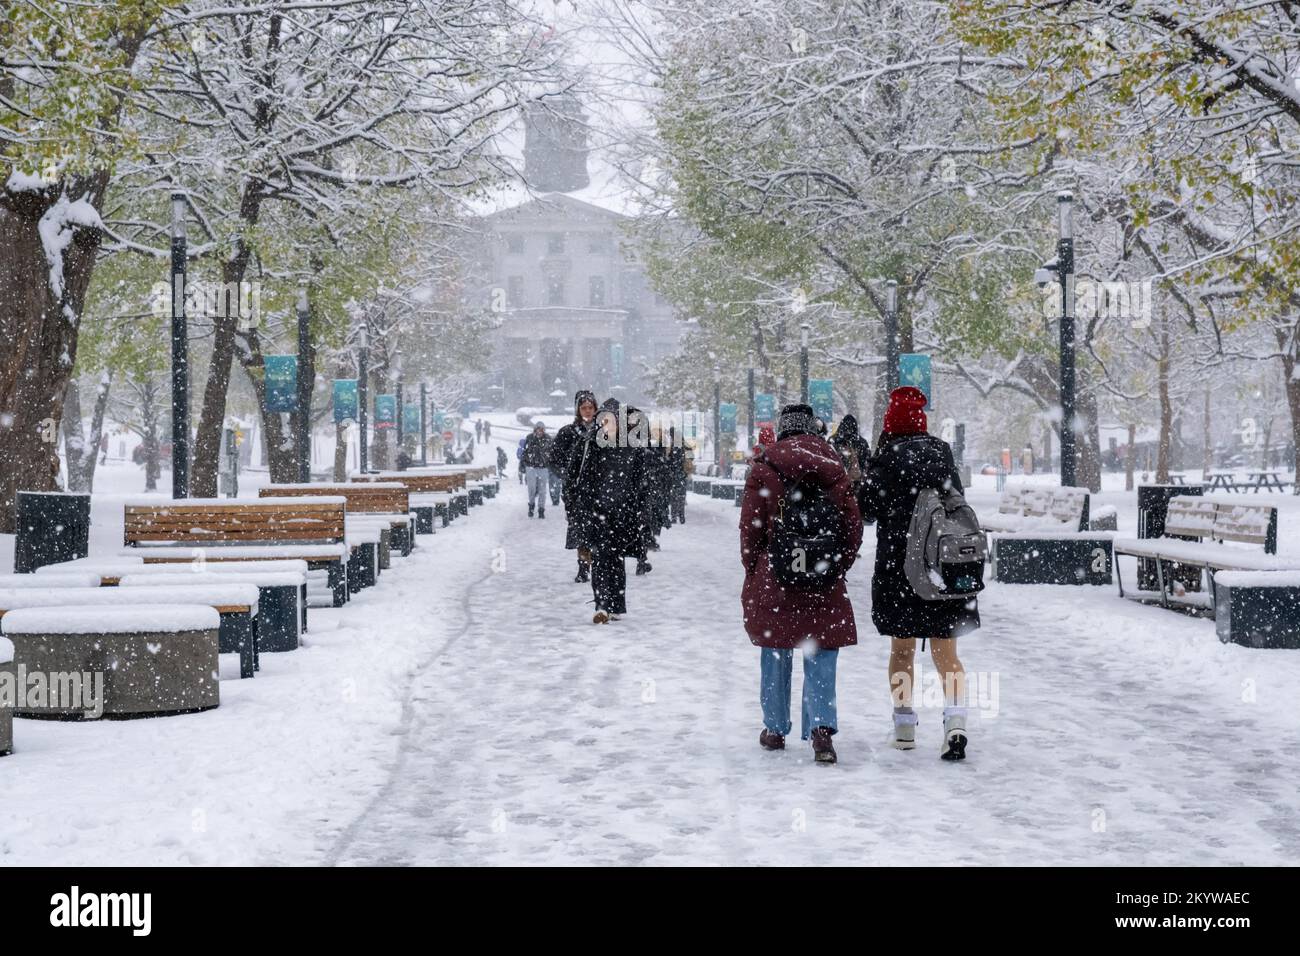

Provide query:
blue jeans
left=759, top=647, right=839, bottom=740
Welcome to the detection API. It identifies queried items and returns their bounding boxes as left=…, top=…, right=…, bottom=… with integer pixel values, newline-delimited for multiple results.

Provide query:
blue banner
left=809, top=379, right=834, bottom=423
left=332, top=379, right=358, bottom=423
left=898, top=354, right=932, bottom=407
left=754, top=393, right=776, bottom=424
left=264, top=356, right=298, bottom=413
left=403, top=403, right=421, bottom=434
left=720, top=403, right=737, bottom=435
left=375, top=394, right=396, bottom=430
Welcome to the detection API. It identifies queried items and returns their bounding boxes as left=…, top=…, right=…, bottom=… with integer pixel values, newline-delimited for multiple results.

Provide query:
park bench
left=260, top=483, right=414, bottom=556
left=711, top=477, right=746, bottom=503
left=2, top=605, right=221, bottom=718
left=118, top=569, right=306, bottom=655
left=983, top=486, right=1111, bottom=585
left=0, top=572, right=102, bottom=589
left=351, top=472, right=462, bottom=531
left=0, top=637, right=12, bottom=755
left=121, top=497, right=351, bottom=606
left=1113, top=497, right=1300, bottom=614
left=0, top=582, right=261, bottom=679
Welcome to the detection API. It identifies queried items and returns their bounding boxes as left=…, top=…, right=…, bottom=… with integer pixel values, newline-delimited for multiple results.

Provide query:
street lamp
left=357, top=319, right=370, bottom=474
left=296, top=282, right=312, bottom=483
left=169, top=191, right=189, bottom=499
left=1035, top=192, right=1076, bottom=486
left=419, top=382, right=428, bottom=466
left=394, top=348, right=404, bottom=451
left=884, top=279, right=899, bottom=393
left=746, top=364, right=755, bottom=450
left=799, top=323, right=811, bottom=404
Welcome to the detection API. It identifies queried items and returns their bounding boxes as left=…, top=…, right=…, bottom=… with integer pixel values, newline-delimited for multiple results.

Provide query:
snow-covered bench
left=260, top=483, right=414, bottom=556
left=352, top=472, right=464, bottom=530
left=711, top=477, right=747, bottom=503
left=1114, top=497, right=1296, bottom=613
left=982, top=486, right=1091, bottom=533
left=0, top=582, right=260, bottom=679
left=984, top=487, right=1108, bottom=585
left=122, top=498, right=351, bottom=606
left=118, top=569, right=306, bottom=650
left=3, top=605, right=221, bottom=718
left=0, top=637, right=12, bottom=755
left=0, top=572, right=103, bottom=589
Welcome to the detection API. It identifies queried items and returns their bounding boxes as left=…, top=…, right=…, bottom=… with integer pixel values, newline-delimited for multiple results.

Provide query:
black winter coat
left=861, top=432, right=980, bottom=639
left=567, top=429, right=651, bottom=557
left=521, top=433, right=552, bottom=469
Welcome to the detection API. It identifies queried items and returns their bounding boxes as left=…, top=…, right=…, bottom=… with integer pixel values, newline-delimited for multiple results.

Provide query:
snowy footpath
left=4, top=460, right=1300, bottom=865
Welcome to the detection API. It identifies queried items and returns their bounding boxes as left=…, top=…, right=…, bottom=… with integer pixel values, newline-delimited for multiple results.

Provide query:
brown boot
left=759, top=729, right=785, bottom=751
left=811, top=726, right=837, bottom=764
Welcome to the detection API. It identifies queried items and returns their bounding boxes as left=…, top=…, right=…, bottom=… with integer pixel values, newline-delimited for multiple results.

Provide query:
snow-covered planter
left=1, top=606, right=221, bottom=719
left=0, top=636, right=13, bottom=755
left=1214, top=572, right=1300, bottom=650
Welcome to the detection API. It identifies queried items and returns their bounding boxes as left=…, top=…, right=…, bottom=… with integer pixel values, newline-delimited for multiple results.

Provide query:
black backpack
left=766, top=460, right=846, bottom=590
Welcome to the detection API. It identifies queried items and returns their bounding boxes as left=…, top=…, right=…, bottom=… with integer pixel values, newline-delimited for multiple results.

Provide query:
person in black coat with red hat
left=861, top=386, right=978, bottom=760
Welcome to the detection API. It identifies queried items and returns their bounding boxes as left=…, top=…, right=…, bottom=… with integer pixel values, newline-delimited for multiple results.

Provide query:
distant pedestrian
left=475, top=420, right=483, bottom=442
left=667, top=427, right=688, bottom=525
left=522, top=422, right=552, bottom=518
left=552, top=390, right=599, bottom=582
left=739, top=403, right=862, bottom=765
left=496, top=445, right=508, bottom=478
left=861, top=387, right=980, bottom=760
left=831, top=414, right=870, bottom=510
left=483, top=420, right=491, bottom=441
left=516, top=436, right=527, bottom=483
left=752, top=423, right=775, bottom=459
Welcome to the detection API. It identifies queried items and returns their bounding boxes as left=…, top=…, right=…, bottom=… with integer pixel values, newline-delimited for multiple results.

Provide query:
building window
left=588, top=233, right=610, bottom=254
left=546, top=274, right=565, bottom=306
left=506, top=235, right=525, bottom=255
left=589, top=276, right=606, bottom=307
left=507, top=275, right=524, bottom=308
left=547, top=233, right=566, bottom=255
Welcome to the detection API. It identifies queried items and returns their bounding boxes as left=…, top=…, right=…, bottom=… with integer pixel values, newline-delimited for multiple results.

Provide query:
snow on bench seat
left=37, top=556, right=145, bottom=572
left=1, top=604, right=219, bottom=634
left=990, top=531, right=1116, bottom=541
left=1212, top=571, right=1300, bottom=588
left=0, top=636, right=12, bottom=664
left=0, top=572, right=102, bottom=588
left=0, top=583, right=258, bottom=613
left=1111, top=538, right=1300, bottom=571
left=119, top=569, right=305, bottom=588
left=122, top=543, right=348, bottom=561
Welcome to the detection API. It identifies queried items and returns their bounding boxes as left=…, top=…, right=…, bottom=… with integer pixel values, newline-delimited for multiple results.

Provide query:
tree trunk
left=0, top=175, right=109, bottom=530
left=141, top=379, right=161, bottom=492
left=1043, top=422, right=1053, bottom=473
left=333, top=423, right=350, bottom=481
left=62, top=373, right=112, bottom=493
left=1076, top=389, right=1102, bottom=492
left=1125, top=424, right=1136, bottom=492
left=1203, top=387, right=1213, bottom=478
left=1156, top=315, right=1171, bottom=483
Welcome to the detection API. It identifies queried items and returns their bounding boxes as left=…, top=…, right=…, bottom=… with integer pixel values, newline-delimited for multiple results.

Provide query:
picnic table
left=1166, top=473, right=1187, bottom=485
left=1245, top=471, right=1288, bottom=493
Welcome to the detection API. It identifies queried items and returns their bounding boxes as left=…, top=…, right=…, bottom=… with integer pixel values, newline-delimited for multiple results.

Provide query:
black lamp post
left=296, top=282, right=312, bottom=482
left=419, top=382, right=428, bottom=466
left=799, top=323, right=811, bottom=404
left=169, top=191, right=190, bottom=499
left=1057, top=191, right=1077, bottom=487
left=357, top=320, right=369, bottom=474
left=884, top=279, right=899, bottom=392
left=713, top=365, right=722, bottom=473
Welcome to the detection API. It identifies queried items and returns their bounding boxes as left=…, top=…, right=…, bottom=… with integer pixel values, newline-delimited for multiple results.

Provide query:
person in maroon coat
left=739, top=403, right=864, bottom=764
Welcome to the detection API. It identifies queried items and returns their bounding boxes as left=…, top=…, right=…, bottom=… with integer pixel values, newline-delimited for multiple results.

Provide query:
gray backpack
left=904, top=487, right=988, bottom=601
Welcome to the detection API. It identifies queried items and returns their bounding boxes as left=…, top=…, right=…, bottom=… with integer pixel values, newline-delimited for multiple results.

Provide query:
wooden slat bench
left=260, top=483, right=414, bottom=555
left=122, top=497, right=351, bottom=606
left=983, top=486, right=1107, bottom=585
left=982, top=486, right=1090, bottom=534
left=352, top=472, right=463, bottom=530
left=1113, top=497, right=1300, bottom=614
left=0, top=583, right=261, bottom=679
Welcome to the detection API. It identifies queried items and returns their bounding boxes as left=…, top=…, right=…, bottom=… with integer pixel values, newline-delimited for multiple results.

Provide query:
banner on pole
left=898, top=354, right=932, bottom=407
left=720, top=403, right=737, bottom=435
left=375, top=394, right=396, bottom=430
left=402, top=404, right=420, bottom=434
left=754, top=393, right=776, bottom=424
left=332, top=379, right=358, bottom=423
left=809, top=379, right=833, bottom=423
left=264, top=356, right=298, bottom=413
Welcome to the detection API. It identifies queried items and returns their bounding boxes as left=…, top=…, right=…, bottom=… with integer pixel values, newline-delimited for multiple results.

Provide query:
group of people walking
left=740, top=387, right=982, bottom=766
left=520, top=390, right=689, bottom=624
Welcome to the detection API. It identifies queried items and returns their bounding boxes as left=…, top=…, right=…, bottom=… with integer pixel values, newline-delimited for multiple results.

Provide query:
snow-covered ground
left=3, top=417, right=1300, bottom=865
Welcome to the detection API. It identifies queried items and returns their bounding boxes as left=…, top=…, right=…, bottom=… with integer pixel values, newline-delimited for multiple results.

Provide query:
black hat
left=777, top=403, right=819, bottom=441
left=574, top=389, right=597, bottom=411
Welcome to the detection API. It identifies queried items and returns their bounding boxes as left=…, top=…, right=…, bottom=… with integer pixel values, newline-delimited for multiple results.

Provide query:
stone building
left=467, top=96, right=684, bottom=408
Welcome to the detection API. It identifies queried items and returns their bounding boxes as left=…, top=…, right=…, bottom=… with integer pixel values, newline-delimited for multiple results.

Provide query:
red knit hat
left=757, top=424, right=775, bottom=447
left=883, top=386, right=928, bottom=436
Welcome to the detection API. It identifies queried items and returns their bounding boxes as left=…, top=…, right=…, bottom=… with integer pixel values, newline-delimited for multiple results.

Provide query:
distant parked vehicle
left=979, top=463, right=999, bottom=476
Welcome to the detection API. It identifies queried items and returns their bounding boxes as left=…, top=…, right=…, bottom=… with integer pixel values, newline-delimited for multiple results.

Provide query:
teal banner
left=898, top=354, right=933, bottom=407
left=720, top=403, right=737, bottom=435
left=754, top=393, right=775, bottom=424
left=375, top=394, right=396, bottom=430
left=264, top=356, right=298, bottom=413
left=809, top=378, right=834, bottom=423
left=403, top=403, right=421, bottom=434
left=332, top=379, right=358, bottom=423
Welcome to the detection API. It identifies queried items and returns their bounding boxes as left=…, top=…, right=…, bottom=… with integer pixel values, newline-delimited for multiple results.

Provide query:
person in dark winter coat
left=567, top=399, right=652, bottom=623
left=516, top=436, right=527, bottom=483
left=753, top=423, right=776, bottom=459
left=861, top=386, right=977, bottom=760
left=551, top=390, right=598, bottom=582
left=739, top=403, right=863, bottom=764
left=831, top=414, right=870, bottom=511
left=666, top=427, right=688, bottom=525
left=496, top=445, right=508, bottom=478
left=521, top=422, right=553, bottom=517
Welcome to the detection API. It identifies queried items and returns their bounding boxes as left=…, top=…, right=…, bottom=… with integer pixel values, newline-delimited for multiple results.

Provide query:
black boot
left=528, top=504, right=534, bottom=518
